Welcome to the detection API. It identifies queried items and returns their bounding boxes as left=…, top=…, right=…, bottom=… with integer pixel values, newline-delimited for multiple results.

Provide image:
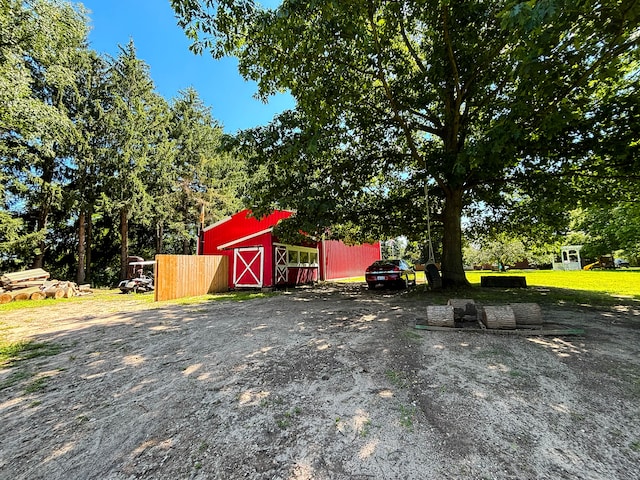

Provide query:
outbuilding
left=200, top=209, right=380, bottom=289
left=552, top=245, right=583, bottom=271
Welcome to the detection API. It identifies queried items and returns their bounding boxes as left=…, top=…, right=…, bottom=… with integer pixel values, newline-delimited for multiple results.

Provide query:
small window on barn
left=285, top=247, right=319, bottom=267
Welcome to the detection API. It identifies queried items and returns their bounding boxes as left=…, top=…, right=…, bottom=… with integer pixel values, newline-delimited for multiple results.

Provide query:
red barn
left=200, top=209, right=380, bottom=289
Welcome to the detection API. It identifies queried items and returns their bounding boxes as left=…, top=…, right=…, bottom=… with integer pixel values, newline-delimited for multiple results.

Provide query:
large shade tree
left=572, top=203, right=640, bottom=261
left=171, top=2, right=638, bottom=285
left=66, top=49, right=112, bottom=283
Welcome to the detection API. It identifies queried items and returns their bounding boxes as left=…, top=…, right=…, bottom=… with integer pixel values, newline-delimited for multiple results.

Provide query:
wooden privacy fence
left=154, top=254, right=228, bottom=302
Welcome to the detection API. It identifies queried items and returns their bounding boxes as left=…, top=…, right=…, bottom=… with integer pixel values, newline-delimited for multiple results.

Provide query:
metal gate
left=233, top=247, right=264, bottom=287
left=274, top=246, right=288, bottom=285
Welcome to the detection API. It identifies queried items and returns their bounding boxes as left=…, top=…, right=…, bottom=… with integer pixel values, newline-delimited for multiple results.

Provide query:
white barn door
left=274, top=246, right=288, bottom=285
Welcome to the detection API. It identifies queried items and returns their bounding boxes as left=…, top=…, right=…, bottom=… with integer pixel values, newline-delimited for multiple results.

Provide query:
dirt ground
left=1, top=283, right=639, bottom=480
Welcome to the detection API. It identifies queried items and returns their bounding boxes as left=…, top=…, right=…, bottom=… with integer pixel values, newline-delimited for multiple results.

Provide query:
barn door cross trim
left=275, top=246, right=287, bottom=285
left=234, top=247, right=264, bottom=287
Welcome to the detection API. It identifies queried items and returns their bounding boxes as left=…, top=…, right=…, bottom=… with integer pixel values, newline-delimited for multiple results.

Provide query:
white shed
left=552, top=245, right=583, bottom=271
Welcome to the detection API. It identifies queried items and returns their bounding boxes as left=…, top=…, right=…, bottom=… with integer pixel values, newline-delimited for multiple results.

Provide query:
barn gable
left=200, top=209, right=293, bottom=255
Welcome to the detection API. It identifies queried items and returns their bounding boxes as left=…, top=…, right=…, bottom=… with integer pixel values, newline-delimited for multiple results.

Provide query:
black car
left=365, top=259, right=417, bottom=289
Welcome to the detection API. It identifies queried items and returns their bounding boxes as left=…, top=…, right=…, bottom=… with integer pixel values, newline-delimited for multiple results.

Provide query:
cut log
left=426, top=305, right=455, bottom=327
left=45, top=288, right=65, bottom=299
left=63, top=284, right=77, bottom=298
left=509, top=303, right=543, bottom=326
left=447, top=298, right=477, bottom=320
left=50, top=289, right=64, bottom=300
left=481, top=305, right=516, bottom=329
left=0, top=292, right=12, bottom=304
left=30, top=291, right=46, bottom=300
left=6, top=286, right=42, bottom=301
left=12, top=291, right=30, bottom=301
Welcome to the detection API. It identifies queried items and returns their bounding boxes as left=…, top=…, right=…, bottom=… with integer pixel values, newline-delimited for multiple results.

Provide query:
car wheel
left=367, top=282, right=375, bottom=290
left=398, top=277, right=408, bottom=289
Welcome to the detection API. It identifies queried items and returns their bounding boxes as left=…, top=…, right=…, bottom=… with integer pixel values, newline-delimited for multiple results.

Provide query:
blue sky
left=80, top=0, right=294, bottom=134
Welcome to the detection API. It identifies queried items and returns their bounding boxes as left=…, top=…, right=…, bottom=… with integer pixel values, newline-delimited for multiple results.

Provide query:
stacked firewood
left=0, top=268, right=93, bottom=304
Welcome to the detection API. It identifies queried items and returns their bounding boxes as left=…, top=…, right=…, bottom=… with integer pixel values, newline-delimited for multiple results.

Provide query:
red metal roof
left=201, top=209, right=294, bottom=254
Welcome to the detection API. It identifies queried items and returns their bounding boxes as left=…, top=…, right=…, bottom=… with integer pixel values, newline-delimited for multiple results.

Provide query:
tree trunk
left=440, top=186, right=470, bottom=288
left=32, top=236, right=45, bottom=269
left=32, top=199, right=50, bottom=270
left=76, top=210, right=86, bottom=284
left=156, top=222, right=163, bottom=255
left=120, top=207, right=129, bottom=280
left=182, top=199, right=191, bottom=255
left=32, top=154, right=55, bottom=270
left=85, top=205, right=93, bottom=284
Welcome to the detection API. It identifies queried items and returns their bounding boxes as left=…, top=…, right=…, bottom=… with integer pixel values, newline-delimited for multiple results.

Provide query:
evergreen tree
left=67, top=50, right=111, bottom=283
left=103, top=40, right=169, bottom=280
left=167, top=88, right=244, bottom=255
left=0, top=0, right=89, bottom=270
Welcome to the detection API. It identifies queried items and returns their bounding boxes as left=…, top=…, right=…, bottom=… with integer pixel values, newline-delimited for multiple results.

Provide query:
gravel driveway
left=1, top=283, right=639, bottom=479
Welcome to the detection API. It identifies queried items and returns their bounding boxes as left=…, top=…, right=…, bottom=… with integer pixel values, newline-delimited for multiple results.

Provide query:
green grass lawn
left=0, top=288, right=148, bottom=314
left=465, top=269, right=640, bottom=297
left=343, top=269, right=640, bottom=307
left=0, top=288, right=275, bottom=314
left=418, top=269, right=640, bottom=308
left=346, top=269, right=640, bottom=295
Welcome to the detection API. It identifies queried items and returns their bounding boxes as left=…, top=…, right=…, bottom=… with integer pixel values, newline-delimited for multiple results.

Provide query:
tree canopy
left=173, top=0, right=640, bottom=287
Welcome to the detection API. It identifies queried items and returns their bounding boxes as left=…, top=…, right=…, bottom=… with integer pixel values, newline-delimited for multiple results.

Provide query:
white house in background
left=552, top=245, right=583, bottom=270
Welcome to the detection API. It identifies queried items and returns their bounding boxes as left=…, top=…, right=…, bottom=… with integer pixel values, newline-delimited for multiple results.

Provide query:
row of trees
left=0, top=0, right=244, bottom=285
left=465, top=205, right=640, bottom=270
